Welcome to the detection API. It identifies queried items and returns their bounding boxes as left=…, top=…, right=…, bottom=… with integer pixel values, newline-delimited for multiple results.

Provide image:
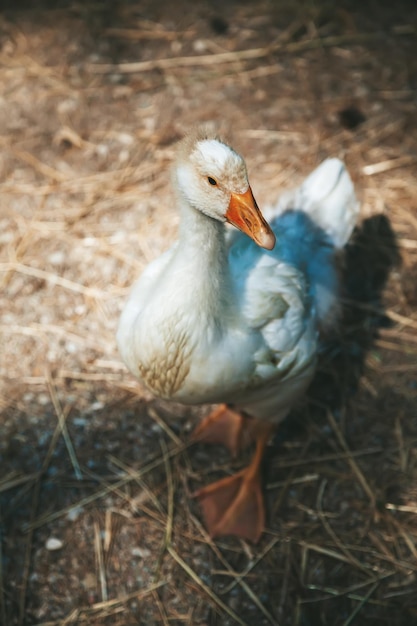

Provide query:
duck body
left=118, top=144, right=357, bottom=420
left=117, top=130, right=359, bottom=541
left=118, top=211, right=316, bottom=416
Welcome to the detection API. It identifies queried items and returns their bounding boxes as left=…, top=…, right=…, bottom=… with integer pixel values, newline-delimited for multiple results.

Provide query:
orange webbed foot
left=193, top=468, right=264, bottom=543
left=191, top=404, right=256, bottom=457
left=193, top=420, right=275, bottom=543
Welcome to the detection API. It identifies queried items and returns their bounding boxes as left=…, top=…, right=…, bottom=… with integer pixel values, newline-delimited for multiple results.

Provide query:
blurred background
left=1, top=1, right=417, bottom=624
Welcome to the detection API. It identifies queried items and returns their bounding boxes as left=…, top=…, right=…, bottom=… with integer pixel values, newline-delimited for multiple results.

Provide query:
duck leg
left=191, top=404, right=256, bottom=457
left=193, top=420, right=275, bottom=543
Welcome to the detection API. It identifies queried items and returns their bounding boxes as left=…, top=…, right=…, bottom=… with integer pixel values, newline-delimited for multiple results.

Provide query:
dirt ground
left=1, top=1, right=417, bottom=624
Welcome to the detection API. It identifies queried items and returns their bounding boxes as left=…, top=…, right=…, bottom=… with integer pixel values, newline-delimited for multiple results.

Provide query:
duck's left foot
left=193, top=420, right=275, bottom=543
left=191, top=404, right=255, bottom=457
left=193, top=466, right=264, bottom=543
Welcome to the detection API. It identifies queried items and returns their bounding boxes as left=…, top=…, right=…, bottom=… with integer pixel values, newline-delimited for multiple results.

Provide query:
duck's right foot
left=191, top=404, right=255, bottom=457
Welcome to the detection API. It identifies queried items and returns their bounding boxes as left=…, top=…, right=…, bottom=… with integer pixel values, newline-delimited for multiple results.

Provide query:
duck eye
left=207, top=176, right=217, bottom=186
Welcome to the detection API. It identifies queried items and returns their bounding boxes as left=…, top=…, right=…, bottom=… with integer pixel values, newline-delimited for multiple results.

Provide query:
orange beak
left=225, top=187, right=276, bottom=250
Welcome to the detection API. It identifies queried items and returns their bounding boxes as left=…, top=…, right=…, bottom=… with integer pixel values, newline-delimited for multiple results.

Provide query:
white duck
left=117, top=128, right=359, bottom=543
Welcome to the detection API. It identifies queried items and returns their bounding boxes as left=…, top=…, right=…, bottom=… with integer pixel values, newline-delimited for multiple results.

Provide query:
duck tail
left=297, top=158, right=359, bottom=248
left=300, top=159, right=360, bottom=328
left=272, top=159, right=360, bottom=250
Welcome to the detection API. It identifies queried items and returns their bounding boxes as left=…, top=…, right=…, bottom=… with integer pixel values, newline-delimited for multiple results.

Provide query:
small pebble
left=48, top=251, right=65, bottom=266
left=46, top=537, right=63, bottom=551
left=72, top=417, right=88, bottom=427
left=89, top=401, right=105, bottom=412
left=193, top=39, right=207, bottom=53
left=118, top=148, right=130, bottom=163
left=117, top=132, right=134, bottom=145
left=65, top=341, right=78, bottom=354
left=67, top=506, right=84, bottom=521
left=131, top=546, right=151, bottom=558
left=95, top=144, right=109, bottom=158
left=38, top=393, right=50, bottom=406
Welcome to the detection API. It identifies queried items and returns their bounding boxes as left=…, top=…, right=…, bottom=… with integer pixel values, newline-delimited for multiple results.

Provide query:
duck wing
left=224, top=158, right=359, bottom=418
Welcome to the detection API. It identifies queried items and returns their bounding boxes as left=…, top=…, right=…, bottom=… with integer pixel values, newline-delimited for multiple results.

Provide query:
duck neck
left=175, top=196, right=233, bottom=315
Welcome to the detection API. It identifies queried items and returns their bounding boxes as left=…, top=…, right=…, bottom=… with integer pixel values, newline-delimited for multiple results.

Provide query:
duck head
left=174, top=131, right=276, bottom=251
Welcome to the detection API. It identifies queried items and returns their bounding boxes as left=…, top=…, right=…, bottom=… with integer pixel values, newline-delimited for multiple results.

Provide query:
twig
left=9, top=147, right=67, bottom=182
left=274, top=446, right=383, bottom=469
left=106, top=456, right=164, bottom=517
left=151, top=589, right=170, bottom=626
left=300, top=550, right=393, bottom=598
left=190, top=512, right=280, bottom=625
left=105, top=27, right=178, bottom=41
left=56, top=370, right=129, bottom=383
left=389, top=516, right=417, bottom=560
left=23, top=441, right=189, bottom=532
left=17, top=369, right=85, bottom=623
left=316, top=479, right=371, bottom=574
left=342, top=299, right=417, bottom=332
left=104, top=509, right=112, bottom=555
left=300, top=541, right=367, bottom=570
left=0, top=513, right=6, bottom=626
left=362, top=155, right=417, bottom=176
left=0, top=262, right=109, bottom=299
left=243, top=129, right=304, bottom=142
left=46, top=373, right=82, bottom=480
left=386, top=503, right=417, bottom=514
left=375, top=339, right=417, bottom=355
left=18, top=480, right=41, bottom=626
left=341, top=581, right=383, bottom=619
left=0, top=471, right=40, bottom=493
left=94, top=520, right=108, bottom=602
left=86, top=33, right=383, bottom=74
left=148, top=407, right=182, bottom=447
left=0, top=322, right=113, bottom=354
left=367, top=530, right=417, bottom=573
left=220, top=538, right=281, bottom=625
left=168, top=546, right=249, bottom=626
left=394, top=416, right=408, bottom=472
left=398, top=238, right=417, bottom=250
left=267, top=473, right=318, bottom=490
left=162, top=439, right=174, bottom=547
left=151, top=438, right=175, bottom=585
left=385, top=310, right=417, bottom=331
left=215, top=540, right=279, bottom=595
left=36, top=581, right=166, bottom=625
left=327, top=411, right=376, bottom=508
